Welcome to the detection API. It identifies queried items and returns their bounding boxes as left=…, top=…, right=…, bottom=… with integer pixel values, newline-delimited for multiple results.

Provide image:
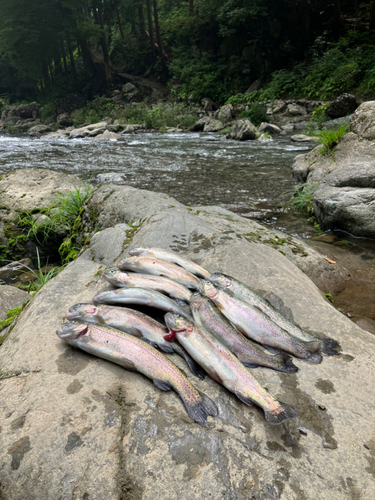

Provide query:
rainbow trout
left=117, top=255, right=200, bottom=289
left=164, top=314, right=298, bottom=425
left=56, top=322, right=217, bottom=425
left=199, top=280, right=322, bottom=363
left=210, top=273, right=340, bottom=356
left=93, top=287, right=193, bottom=320
left=129, top=247, right=210, bottom=278
left=66, top=303, right=205, bottom=380
left=103, top=269, right=192, bottom=302
left=190, top=293, right=298, bottom=373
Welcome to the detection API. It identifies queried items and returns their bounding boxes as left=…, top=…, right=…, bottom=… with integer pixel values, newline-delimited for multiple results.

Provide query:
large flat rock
left=0, top=207, right=374, bottom=499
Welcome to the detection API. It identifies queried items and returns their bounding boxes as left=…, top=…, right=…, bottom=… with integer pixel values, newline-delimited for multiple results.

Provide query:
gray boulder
left=122, top=124, right=144, bottom=133
left=245, top=79, right=261, bottom=93
left=28, top=124, right=51, bottom=136
left=350, top=100, right=375, bottom=140
left=327, top=93, right=357, bottom=119
left=0, top=286, right=31, bottom=321
left=191, top=116, right=212, bottom=131
left=122, top=82, right=137, bottom=93
left=92, top=130, right=123, bottom=142
left=69, top=122, right=108, bottom=138
left=0, top=196, right=374, bottom=499
left=203, top=119, right=224, bottom=132
left=287, top=103, right=307, bottom=116
left=227, top=119, right=257, bottom=141
left=266, top=100, right=286, bottom=115
left=217, top=104, right=234, bottom=123
left=291, top=134, right=319, bottom=143
left=258, top=122, right=282, bottom=135
left=56, top=113, right=73, bottom=128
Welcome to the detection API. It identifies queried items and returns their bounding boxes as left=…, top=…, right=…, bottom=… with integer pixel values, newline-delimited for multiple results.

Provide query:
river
left=1, top=131, right=374, bottom=329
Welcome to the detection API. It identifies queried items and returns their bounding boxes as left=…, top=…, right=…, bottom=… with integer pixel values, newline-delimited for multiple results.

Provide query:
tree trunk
left=189, top=0, right=194, bottom=15
left=138, top=4, right=147, bottom=39
left=66, top=37, right=77, bottom=78
left=116, top=7, right=124, bottom=39
left=370, top=2, right=375, bottom=31
left=145, top=0, right=156, bottom=54
left=152, top=0, right=167, bottom=69
left=93, top=8, right=112, bottom=82
left=79, top=39, right=97, bottom=75
left=353, top=0, right=358, bottom=11
left=60, top=40, right=68, bottom=75
left=333, top=0, right=342, bottom=37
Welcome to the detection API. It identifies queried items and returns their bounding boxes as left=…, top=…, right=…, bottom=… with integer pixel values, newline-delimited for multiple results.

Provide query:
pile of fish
left=57, top=246, right=340, bottom=426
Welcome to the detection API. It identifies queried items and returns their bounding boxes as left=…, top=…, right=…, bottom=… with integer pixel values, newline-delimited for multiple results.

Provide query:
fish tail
left=264, top=401, right=299, bottom=425
left=275, top=354, right=299, bottom=373
left=320, top=338, right=341, bottom=356
left=172, top=343, right=206, bottom=380
left=303, top=340, right=321, bottom=353
left=181, top=393, right=218, bottom=425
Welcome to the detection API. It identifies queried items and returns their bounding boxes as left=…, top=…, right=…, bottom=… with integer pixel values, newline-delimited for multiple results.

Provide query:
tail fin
left=304, top=340, right=321, bottom=353
left=181, top=393, right=218, bottom=425
left=320, top=338, right=340, bottom=356
left=264, top=401, right=299, bottom=425
left=275, top=354, right=299, bottom=373
left=172, top=343, right=206, bottom=380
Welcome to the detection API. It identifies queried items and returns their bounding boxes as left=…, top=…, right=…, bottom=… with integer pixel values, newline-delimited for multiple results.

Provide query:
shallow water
left=1, top=131, right=374, bottom=326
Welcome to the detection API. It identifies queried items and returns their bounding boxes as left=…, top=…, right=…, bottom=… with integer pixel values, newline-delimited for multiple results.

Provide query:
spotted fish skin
left=199, top=280, right=322, bottom=363
left=164, top=313, right=298, bottom=425
left=66, top=303, right=205, bottom=380
left=117, top=255, right=200, bottom=289
left=129, top=247, right=210, bottom=279
left=210, top=273, right=340, bottom=356
left=102, top=269, right=192, bottom=302
left=190, top=293, right=298, bottom=373
left=56, top=321, right=217, bottom=425
left=92, top=287, right=193, bottom=321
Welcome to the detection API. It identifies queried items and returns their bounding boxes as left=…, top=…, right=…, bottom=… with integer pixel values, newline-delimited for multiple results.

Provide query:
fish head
left=199, top=279, right=218, bottom=300
left=210, top=273, right=232, bottom=291
left=66, top=303, right=98, bottom=321
left=92, top=290, right=114, bottom=304
left=189, top=292, right=206, bottom=311
left=56, top=321, right=88, bottom=341
left=102, top=268, right=124, bottom=284
left=128, top=247, right=147, bottom=256
left=164, top=313, right=193, bottom=342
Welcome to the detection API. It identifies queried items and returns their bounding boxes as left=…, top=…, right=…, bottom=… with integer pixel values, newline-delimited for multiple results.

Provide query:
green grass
left=283, top=183, right=320, bottom=215
left=20, top=248, right=61, bottom=292
left=315, top=125, right=349, bottom=155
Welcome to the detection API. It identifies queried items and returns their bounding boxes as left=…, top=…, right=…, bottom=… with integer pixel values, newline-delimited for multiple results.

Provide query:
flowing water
left=1, top=131, right=374, bottom=328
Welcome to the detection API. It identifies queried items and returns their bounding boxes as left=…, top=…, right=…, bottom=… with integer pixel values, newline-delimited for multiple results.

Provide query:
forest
left=1, top=0, right=375, bottom=105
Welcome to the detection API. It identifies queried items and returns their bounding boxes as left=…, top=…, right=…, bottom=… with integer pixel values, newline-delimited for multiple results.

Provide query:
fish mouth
left=66, top=310, right=80, bottom=320
left=56, top=323, right=88, bottom=340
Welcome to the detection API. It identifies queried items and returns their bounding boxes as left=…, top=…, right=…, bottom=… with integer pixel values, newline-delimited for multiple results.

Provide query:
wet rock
left=351, top=100, right=375, bottom=140
left=203, top=119, right=224, bottom=132
left=56, top=113, right=73, bottom=128
left=191, top=116, right=212, bottom=131
left=217, top=104, right=234, bottom=123
left=28, top=124, right=51, bottom=136
left=95, top=172, right=128, bottom=184
left=69, top=122, right=108, bottom=139
left=327, top=93, right=357, bottom=119
left=258, top=122, right=282, bottom=135
left=0, top=190, right=374, bottom=499
left=0, top=286, right=31, bottom=321
left=0, top=259, right=33, bottom=281
left=281, top=124, right=295, bottom=132
left=258, top=133, right=273, bottom=142
left=92, top=130, right=123, bottom=142
left=122, top=123, right=144, bottom=133
left=227, top=119, right=257, bottom=141
left=291, top=134, right=319, bottom=143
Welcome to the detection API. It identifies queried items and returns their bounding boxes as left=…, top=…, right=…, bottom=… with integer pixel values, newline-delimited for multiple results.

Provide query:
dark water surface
left=1, top=131, right=374, bottom=326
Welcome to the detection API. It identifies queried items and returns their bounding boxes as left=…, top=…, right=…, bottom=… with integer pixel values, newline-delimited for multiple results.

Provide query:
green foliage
left=316, top=125, right=349, bottom=155
left=0, top=306, right=24, bottom=334
left=240, top=103, right=268, bottom=127
left=283, top=183, right=320, bottom=215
